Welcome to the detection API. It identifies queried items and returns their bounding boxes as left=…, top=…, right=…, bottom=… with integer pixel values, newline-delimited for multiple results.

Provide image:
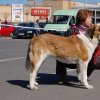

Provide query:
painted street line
left=67, top=69, right=76, bottom=72
left=0, top=37, right=11, bottom=39
left=0, top=50, right=3, bottom=52
left=52, top=69, right=76, bottom=74
left=0, top=57, right=26, bottom=62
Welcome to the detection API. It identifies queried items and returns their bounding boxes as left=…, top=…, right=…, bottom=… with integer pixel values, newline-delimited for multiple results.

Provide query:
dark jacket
left=65, top=25, right=79, bottom=37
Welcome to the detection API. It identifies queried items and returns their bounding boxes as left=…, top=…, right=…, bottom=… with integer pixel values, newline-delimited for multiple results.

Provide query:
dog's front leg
left=77, top=67, right=83, bottom=85
left=79, top=61, right=93, bottom=89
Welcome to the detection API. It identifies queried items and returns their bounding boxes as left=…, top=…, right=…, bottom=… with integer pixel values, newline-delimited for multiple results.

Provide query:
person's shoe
left=58, top=81, right=64, bottom=85
left=58, top=75, right=65, bottom=85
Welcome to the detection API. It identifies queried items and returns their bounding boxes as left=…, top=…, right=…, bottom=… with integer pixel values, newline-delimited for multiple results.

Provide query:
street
left=0, top=37, right=100, bottom=100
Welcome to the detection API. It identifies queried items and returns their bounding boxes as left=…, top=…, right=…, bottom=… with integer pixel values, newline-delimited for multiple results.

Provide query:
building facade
left=0, top=0, right=100, bottom=23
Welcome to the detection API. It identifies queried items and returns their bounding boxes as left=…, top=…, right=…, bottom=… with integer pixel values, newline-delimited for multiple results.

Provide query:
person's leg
left=67, top=64, right=77, bottom=69
left=87, top=57, right=95, bottom=77
left=56, top=60, right=67, bottom=75
left=56, top=61, right=77, bottom=84
left=56, top=60, right=67, bottom=84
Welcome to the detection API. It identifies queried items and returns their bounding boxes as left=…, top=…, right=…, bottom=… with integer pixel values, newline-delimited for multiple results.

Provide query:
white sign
left=12, top=4, right=23, bottom=22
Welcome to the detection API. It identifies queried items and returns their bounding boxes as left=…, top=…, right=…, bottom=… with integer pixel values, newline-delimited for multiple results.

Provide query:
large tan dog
left=25, top=24, right=100, bottom=90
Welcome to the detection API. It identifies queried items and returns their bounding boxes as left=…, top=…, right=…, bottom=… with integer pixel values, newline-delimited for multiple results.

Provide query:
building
left=91, top=8, right=100, bottom=24
left=0, top=5, right=50, bottom=22
left=0, top=5, right=11, bottom=22
left=27, top=0, right=100, bottom=24
left=0, top=0, right=100, bottom=23
left=27, top=0, right=100, bottom=13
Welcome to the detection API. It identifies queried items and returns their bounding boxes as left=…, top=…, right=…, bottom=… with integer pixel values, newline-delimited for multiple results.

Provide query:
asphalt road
left=0, top=37, right=100, bottom=100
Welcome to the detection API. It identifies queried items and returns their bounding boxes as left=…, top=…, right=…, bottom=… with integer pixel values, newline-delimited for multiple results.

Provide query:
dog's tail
left=25, top=43, right=31, bottom=72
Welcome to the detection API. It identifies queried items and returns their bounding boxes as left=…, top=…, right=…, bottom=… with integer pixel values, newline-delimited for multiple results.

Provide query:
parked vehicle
left=44, top=9, right=78, bottom=35
left=13, top=22, right=39, bottom=39
left=39, top=22, right=47, bottom=28
left=39, top=22, right=47, bottom=33
left=93, top=45, right=100, bottom=68
left=0, top=24, right=15, bottom=37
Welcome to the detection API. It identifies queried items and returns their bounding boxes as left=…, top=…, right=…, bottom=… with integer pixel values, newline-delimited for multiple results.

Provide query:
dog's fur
left=25, top=24, right=100, bottom=90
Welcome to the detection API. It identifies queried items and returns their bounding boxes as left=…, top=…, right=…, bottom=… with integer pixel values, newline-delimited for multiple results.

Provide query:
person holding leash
left=56, top=9, right=96, bottom=85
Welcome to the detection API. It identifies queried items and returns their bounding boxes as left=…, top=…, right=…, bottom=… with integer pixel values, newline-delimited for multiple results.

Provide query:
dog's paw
left=35, top=82, right=38, bottom=86
left=85, top=85, right=93, bottom=89
left=29, top=82, right=38, bottom=90
left=30, top=85, right=38, bottom=90
left=32, top=86, right=38, bottom=90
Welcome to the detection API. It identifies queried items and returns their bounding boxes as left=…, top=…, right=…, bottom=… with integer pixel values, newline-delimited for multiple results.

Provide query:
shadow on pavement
left=7, top=80, right=30, bottom=90
left=6, top=73, right=82, bottom=89
left=37, top=73, right=79, bottom=84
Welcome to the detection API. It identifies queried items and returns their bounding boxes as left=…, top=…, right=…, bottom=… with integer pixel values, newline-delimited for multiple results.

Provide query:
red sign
left=31, top=8, right=49, bottom=16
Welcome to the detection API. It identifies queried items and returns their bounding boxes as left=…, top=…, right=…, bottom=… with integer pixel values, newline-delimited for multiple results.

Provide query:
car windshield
left=48, top=15, right=69, bottom=24
left=27, top=23, right=34, bottom=27
left=18, top=23, right=27, bottom=26
left=17, top=22, right=34, bottom=29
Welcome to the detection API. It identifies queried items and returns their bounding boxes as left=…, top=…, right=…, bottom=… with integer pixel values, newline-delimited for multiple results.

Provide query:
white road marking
left=0, top=37, right=11, bottom=39
left=0, top=50, right=3, bottom=52
left=0, top=56, right=76, bottom=73
left=0, top=57, right=26, bottom=62
left=52, top=69, right=76, bottom=74
left=67, top=69, right=76, bottom=72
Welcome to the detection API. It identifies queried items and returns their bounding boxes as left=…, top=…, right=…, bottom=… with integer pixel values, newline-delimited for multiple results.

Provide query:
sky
left=0, top=0, right=27, bottom=5
left=0, top=0, right=99, bottom=5
left=74, top=0, right=100, bottom=3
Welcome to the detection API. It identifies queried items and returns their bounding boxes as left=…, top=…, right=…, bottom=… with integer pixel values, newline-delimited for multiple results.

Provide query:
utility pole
left=84, top=0, right=85, bottom=8
left=34, top=0, right=36, bottom=21
left=98, top=0, right=100, bottom=8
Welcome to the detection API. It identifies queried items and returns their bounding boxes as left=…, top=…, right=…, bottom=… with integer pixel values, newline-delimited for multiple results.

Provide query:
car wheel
left=12, top=35, right=18, bottom=39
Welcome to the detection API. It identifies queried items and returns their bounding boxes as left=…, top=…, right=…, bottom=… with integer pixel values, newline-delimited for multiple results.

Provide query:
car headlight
left=19, top=33, right=24, bottom=35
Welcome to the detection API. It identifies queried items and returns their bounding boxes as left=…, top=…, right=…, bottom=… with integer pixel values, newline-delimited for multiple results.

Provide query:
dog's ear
left=89, top=24, right=100, bottom=39
left=89, top=24, right=95, bottom=30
